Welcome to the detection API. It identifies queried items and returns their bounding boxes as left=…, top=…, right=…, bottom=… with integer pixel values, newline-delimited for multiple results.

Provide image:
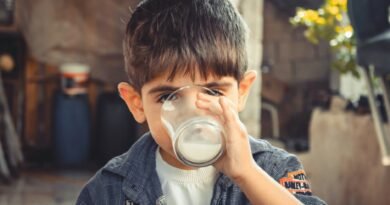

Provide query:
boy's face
left=118, top=70, right=256, bottom=169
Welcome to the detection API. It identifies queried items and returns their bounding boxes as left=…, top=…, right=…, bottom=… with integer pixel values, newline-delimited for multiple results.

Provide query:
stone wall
left=263, top=0, right=331, bottom=84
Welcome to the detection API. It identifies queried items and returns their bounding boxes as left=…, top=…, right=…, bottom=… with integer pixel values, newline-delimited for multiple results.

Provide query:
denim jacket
left=76, top=132, right=326, bottom=205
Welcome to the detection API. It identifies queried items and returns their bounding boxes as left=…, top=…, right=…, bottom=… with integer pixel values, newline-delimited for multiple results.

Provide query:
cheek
left=144, top=107, right=174, bottom=153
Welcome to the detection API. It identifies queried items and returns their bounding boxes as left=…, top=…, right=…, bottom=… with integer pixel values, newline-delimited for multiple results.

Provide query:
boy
left=77, top=0, right=326, bottom=204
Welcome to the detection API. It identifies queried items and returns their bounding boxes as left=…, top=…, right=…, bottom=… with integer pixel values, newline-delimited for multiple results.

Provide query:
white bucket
left=60, top=63, right=90, bottom=95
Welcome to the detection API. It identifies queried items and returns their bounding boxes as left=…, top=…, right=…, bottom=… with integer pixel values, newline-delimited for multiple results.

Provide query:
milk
left=178, top=142, right=222, bottom=163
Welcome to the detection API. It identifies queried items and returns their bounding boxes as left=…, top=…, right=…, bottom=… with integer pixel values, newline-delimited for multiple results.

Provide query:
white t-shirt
left=155, top=149, right=219, bottom=205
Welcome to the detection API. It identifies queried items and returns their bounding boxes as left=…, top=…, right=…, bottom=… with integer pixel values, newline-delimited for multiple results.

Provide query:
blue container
left=53, top=92, right=90, bottom=166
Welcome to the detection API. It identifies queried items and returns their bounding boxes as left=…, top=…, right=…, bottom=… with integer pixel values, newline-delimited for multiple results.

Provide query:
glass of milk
left=161, top=85, right=225, bottom=167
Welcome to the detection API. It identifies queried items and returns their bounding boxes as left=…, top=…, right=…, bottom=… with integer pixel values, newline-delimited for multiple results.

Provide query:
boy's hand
left=196, top=93, right=256, bottom=182
left=197, top=92, right=303, bottom=205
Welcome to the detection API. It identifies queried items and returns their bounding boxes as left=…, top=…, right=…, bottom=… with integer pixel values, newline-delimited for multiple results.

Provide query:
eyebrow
left=148, top=82, right=233, bottom=95
left=201, top=82, right=233, bottom=88
left=148, top=85, right=179, bottom=95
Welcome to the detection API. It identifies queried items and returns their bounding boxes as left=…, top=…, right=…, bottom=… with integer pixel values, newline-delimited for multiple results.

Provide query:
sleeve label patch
left=279, top=170, right=312, bottom=195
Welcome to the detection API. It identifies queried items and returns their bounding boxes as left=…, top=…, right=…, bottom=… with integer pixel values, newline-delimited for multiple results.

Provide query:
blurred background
left=1, top=0, right=390, bottom=204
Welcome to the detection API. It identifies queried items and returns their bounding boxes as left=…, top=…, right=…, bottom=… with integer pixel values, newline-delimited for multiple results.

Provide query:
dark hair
left=123, top=0, right=248, bottom=92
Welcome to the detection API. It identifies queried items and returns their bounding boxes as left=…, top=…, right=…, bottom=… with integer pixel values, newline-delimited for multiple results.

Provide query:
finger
left=219, top=97, right=237, bottom=140
left=197, top=92, right=212, bottom=102
left=198, top=93, right=236, bottom=111
left=219, top=97, right=246, bottom=140
left=220, top=97, right=236, bottom=124
left=222, top=97, right=242, bottom=124
left=196, top=99, right=224, bottom=115
left=197, top=93, right=224, bottom=114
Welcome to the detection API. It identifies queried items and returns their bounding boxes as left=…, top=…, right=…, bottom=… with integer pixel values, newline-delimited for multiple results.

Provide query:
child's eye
left=205, top=89, right=223, bottom=97
left=157, top=93, right=177, bottom=103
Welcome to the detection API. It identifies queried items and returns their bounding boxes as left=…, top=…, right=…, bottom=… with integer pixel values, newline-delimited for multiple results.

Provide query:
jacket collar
left=103, top=132, right=273, bottom=202
left=102, top=132, right=162, bottom=204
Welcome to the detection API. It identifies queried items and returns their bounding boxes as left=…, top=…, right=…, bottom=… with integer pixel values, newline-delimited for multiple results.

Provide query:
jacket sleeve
left=76, top=186, right=94, bottom=205
left=269, top=150, right=327, bottom=205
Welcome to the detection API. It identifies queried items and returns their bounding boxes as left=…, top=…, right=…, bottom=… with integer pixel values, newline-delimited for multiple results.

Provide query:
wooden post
left=236, top=0, right=264, bottom=138
left=24, top=58, right=60, bottom=148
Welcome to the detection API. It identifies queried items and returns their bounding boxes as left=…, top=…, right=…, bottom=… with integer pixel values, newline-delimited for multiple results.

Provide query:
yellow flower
left=336, top=14, right=343, bottom=21
left=329, top=0, right=346, bottom=6
left=326, top=5, right=340, bottom=16
left=304, top=10, right=319, bottom=21
left=335, top=26, right=342, bottom=33
left=296, top=9, right=305, bottom=18
left=292, top=0, right=356, bottom=77
left=316, top=17, right=326, bottom=25
left=344, top=25, right=353, bottom=33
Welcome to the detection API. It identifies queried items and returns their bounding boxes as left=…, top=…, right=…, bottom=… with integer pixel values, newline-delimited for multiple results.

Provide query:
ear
left=238, top=70, right=257, bottom=112
left=118, top=82, right=146, bottom=123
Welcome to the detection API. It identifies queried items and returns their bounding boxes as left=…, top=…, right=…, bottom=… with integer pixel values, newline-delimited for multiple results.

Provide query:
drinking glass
left=161, top=85, right=225, bottom=167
